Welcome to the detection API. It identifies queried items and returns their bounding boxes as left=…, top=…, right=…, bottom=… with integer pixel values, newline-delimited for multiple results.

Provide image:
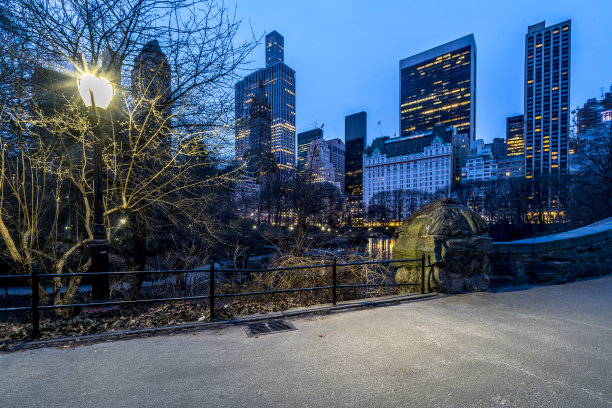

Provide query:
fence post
left=332, top=258, right=337, bottom=306
left=31, top=264, right=40, bottom=339
left=209, top=262, right=215, bottom=321
left=420, top=253, right=425, bottom=294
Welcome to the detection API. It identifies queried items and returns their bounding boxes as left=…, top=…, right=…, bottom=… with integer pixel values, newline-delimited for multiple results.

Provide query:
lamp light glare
left=77, top=73, right=114, bottom=109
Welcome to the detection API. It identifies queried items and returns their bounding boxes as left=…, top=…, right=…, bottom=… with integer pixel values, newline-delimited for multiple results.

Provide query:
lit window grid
left=400, top=46, right=474, bottom=140
left=524, top=21, right=570, bottom=178
left=235, top=62, right=296, bottom=169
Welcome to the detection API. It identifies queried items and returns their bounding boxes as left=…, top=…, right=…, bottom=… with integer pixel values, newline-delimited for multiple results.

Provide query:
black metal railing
left=0, top=255, right=429, bottom=339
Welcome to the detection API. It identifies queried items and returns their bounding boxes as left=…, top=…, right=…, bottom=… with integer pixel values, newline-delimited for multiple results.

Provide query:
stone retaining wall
left=490, top=218, right=612, bottom=286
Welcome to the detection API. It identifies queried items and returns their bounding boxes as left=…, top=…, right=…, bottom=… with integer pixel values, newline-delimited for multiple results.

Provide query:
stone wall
left=490, top=218, right=612, bottom=286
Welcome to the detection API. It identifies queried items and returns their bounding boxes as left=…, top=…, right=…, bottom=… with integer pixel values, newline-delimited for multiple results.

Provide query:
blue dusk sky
left=230, top=0, right=612, bottom=146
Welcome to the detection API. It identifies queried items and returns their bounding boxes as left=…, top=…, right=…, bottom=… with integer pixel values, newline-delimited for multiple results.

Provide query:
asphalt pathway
left=2, top=277, right=611, bottom=407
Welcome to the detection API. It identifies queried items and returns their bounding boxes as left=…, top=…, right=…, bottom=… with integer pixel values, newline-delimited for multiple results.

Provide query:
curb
left=5, top=292, right=440, bottom=351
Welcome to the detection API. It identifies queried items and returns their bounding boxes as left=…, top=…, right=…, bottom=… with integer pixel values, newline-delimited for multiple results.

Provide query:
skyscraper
left=345, top=111, right=367, bottom=225
left=131, top=40, right=172, bottom=152
left=400, top=35, right=476, bottom=142
left=246, top=86, right=272, bottom=156
left=244, top=85, right=272, bottom=178
left=235, top=31, right=296, bottom=175
left=131, top=40, right=172, bottom=121
left=506, top=115, right=525, bottom=157
left=266, top=31, right=284, bottom=66
left=297, top=128, right=323, bottom=174
left=524, top=20, right=571, bottom=178
left=307, top=138, right=338, bottom=188
left=326, top=138, right=345, bottom=192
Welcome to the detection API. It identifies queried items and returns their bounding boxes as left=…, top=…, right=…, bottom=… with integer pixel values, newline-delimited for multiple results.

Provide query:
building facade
left=400, top=34, right=476, bottom=142
left=497, top=155, right=525, bottom=179
left=297, top=128, right=322, bottom=174
left=307, top=138, right=340, bottom=190
left=363, top=126, right=455, bottom=213
left=488, top=138, right=507, bottom=159
left=576, top=91, right=612, bottom=136
left=524, top=20, right=571, bottom=178
left=131, top=40, right=172, bottom=120
left=506, top=115, right=525, bottom=157
left=452, top=132, right=470, bottom=186
left=235, top=31, right=296, bottom=175
left=326, top=138, right=346, bottom=192
left=462, top=139, right=497, bottom=182
left=345, top=111, right=367, bottom=225
left=244, top=86, right=273, bottom=178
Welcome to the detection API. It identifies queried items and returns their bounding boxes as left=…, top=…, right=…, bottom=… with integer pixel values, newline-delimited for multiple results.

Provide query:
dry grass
left=218, top=252, right=398, bottom=304
left=0, top=253, right=401, bottom=349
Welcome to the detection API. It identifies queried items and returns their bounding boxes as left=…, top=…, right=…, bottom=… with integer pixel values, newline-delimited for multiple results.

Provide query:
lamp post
left=77, top=73, right=114, bottom=301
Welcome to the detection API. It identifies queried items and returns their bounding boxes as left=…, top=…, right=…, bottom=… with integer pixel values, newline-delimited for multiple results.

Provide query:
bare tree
left=571, top=122, right=612, bottom=221
left=0, top=0, right=258, bottom=303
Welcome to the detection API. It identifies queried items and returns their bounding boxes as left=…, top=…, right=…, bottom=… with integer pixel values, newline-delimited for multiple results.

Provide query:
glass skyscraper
left=400, top=35, right=476, bottom=142
left=524, top=20, right=571, bottom=178
left=345, top=111, right=367, bottom=225
left=235, top=31, right=296, bottom=175
left=506, top=115, right=525, bottom=157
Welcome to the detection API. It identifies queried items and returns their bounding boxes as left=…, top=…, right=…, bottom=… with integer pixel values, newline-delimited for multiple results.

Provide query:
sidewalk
left=2, top=277, right=611, bottom=407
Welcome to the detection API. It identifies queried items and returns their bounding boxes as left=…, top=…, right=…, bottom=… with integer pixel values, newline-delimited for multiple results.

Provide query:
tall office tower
left=131, top=40, right=172, bottom=154
left=245, top=86, right=272, bottom=176
left=452, top=132, right=470, bottom=186
left=506, top=115, right=525, bottom=156
left=235, top=31, right=296, bottom=175
left=131, top=40, right=172, bottom=121
left=307, top=138, right=338, bottom=188
left=326, top=138, right=346, bottom=192
left=400, top=35, right=476, bottom=142
left=524, top=20, right=571, bottom=178
left=345, top=112, right=367, bottom=226
left=297, top=128, right=323, bottom=173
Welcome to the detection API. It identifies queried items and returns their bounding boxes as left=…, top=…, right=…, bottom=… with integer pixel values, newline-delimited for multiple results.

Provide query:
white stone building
left=461, top=139, right=498, bottom=182
left=363, top=126, right=455, bottom=216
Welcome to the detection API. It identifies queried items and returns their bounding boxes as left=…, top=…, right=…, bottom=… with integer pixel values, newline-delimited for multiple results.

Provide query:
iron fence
left=0, top=255, right=428, bottom=339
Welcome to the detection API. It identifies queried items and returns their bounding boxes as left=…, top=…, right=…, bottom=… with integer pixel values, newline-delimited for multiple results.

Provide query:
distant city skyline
left=231, top=0, right=612, bottom=145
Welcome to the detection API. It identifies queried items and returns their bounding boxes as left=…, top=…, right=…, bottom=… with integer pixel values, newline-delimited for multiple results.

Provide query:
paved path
left=2, top=277, right=612, bottom=407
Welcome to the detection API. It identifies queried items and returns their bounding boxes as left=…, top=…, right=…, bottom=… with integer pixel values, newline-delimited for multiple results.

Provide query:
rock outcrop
left=392, top=198, right=491, bottom=294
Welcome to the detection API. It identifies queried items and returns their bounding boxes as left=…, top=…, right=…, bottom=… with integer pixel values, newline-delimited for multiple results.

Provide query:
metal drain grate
left=245, top=320, right=296, bottom=337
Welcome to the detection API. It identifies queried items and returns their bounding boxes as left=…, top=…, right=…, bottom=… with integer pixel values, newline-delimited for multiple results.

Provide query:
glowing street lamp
left=77, top=71, right=115, bottom=301
left=77, top=74, right=114, bottom=109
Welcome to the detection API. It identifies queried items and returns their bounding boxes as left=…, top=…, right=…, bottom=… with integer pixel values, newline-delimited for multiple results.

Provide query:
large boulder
left=392, top=198, right=491, bottom=294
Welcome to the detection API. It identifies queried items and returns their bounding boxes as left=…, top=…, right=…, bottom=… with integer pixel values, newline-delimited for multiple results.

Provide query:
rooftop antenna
left=378, top=120, right=381, bottom=137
